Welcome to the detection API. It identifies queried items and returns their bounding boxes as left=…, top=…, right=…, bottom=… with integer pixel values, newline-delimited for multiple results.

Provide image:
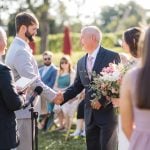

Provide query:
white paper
left=15, top=76, right=37, bottom=91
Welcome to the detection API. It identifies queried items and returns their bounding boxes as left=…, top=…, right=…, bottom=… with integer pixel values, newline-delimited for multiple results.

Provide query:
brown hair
left=15, top=12, right=39, bottom=32
left=59, top=55, right=72, bottom=74
left=123, top=27, right=142, bottom=58
left=137, top=27, right=150, bottom=109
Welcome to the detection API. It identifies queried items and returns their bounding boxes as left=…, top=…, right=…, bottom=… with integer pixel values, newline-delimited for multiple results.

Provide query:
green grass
left=38, top=129, right=86, bottom=150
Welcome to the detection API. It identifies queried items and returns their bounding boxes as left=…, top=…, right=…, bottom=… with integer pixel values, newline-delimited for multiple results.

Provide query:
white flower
left=90, top=62, right=131, bottom=99
left=112, top=71, right=121, bottom=81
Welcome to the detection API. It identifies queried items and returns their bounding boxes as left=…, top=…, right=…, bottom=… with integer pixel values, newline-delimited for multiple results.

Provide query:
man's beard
left=44, top=62, right=51, bottom=66
left=25, top=30, right=34, bottom=42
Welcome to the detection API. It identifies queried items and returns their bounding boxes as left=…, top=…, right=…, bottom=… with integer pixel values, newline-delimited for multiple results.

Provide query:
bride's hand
left=111, top=98, right=120, bottom=107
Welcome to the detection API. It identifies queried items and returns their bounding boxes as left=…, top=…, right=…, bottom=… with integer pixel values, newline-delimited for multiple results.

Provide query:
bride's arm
left=120, top=71, right=134, bottom=140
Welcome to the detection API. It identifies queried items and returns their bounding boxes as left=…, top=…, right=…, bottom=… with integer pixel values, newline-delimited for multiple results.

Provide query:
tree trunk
left=40, top=21, right=49, bottom=53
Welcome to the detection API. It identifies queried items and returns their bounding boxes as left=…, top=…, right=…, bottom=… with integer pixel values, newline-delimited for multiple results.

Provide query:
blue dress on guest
left=57, top=74, right=70, bottom=89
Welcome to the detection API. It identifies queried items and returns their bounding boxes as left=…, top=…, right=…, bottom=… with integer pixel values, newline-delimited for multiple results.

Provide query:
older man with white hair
left=59, top=26, right=121, bottom=150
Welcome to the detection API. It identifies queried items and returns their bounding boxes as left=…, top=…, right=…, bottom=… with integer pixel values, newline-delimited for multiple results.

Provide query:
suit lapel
left=82, top=47, right=106, bottom=82
left=82, top=54, right=91, bottom=82
left=92, top=47, right=105, bottom=74
left=40, top=67, right=44, bottom=74
left=42, top=66, right=53, bottom=80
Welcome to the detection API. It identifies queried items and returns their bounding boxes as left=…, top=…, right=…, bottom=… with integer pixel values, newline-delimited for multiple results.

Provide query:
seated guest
left=70, top=92, right=85, bottom=137
left=54, top=55, right=78, bottom=131
left=38, top=51, right=57, bottom=131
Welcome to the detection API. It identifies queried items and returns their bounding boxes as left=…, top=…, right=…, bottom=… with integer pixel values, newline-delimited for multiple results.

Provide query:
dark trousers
left=77, top=99, right=85, bottom=119
left=86, top=121, right=118, bottom=150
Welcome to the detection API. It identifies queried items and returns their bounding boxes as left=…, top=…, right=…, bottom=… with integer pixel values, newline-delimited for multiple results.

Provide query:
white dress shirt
left=42, top=65, right=52, bottom=77
left=87, top=45, right=100, bottom=70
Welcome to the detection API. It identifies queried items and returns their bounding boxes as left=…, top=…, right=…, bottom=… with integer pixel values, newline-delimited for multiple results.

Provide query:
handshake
left=53, top=91, right=64, bottom=105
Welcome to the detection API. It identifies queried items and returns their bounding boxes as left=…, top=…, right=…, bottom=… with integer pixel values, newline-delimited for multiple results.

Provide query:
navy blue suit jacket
left=0, top=64, right=24, bottom=149
left=63, top=46, right=120, bottom=125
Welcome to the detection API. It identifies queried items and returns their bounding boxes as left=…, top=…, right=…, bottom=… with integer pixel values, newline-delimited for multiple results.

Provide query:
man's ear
left=20, top=25, right=27, bottom=33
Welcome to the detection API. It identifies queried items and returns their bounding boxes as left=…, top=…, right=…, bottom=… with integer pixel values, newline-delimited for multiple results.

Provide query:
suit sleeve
left=0, top=66, right=24, bottom=111
left=62, top=62, right=84, bottom=104
left=14, top=50, right=56, bottom=102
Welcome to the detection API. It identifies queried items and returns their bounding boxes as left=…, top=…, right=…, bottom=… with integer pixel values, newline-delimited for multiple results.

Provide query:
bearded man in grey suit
left=5, top=12, right=61, bottom=150
left=59, top=26, right=120, bottom=150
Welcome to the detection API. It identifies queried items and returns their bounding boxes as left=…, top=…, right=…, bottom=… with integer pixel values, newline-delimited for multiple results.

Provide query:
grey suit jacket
left=5, top=37, right=56, bottom=119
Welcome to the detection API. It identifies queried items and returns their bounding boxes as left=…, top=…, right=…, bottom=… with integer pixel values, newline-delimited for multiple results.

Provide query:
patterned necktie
left=87, top=56, right=93, bottom=79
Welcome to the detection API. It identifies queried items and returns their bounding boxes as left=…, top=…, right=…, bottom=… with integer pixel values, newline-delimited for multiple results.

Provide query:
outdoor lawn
left=38, top=129, right=86, bottom=150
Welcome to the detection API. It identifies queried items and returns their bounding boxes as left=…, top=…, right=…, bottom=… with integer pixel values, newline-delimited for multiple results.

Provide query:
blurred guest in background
left=54, top=55, right=78, bottom=131
left=38, top=51, right=57, bottom=130
left=70, top=91, right=85, bottom=137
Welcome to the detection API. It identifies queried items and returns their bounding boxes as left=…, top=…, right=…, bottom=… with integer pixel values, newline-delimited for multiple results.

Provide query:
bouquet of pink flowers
left=91, top=63, right=130, bottom=101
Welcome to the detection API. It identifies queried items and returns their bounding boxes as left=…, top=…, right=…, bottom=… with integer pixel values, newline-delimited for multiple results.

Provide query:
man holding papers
left=5, top=12, right=62, bottom=150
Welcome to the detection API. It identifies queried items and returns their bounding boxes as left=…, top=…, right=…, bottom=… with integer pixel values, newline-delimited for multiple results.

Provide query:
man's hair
left=59, top=55, right=72, bottom=73
left=81, top=26, right=102, bottom=43
left=15, top=12, right=39, bottom=32
left=43, top=51, right=53, bottom=57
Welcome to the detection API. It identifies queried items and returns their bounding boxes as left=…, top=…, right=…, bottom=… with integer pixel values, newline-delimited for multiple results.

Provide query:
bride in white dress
left=117, top=26, right=143, bottom=150
left=111, top=99, right=129, bottom=150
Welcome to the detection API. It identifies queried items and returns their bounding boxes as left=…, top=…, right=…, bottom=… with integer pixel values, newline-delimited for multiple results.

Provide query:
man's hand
left=16, top=86, right=28, bottom=95
left=53, top=92, right=64, bottom=105
left=91, top=99, right=102, bottom=110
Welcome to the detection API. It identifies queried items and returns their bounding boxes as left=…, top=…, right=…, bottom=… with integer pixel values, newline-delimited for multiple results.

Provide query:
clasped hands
left=53, top=91, right=64, bottom=105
